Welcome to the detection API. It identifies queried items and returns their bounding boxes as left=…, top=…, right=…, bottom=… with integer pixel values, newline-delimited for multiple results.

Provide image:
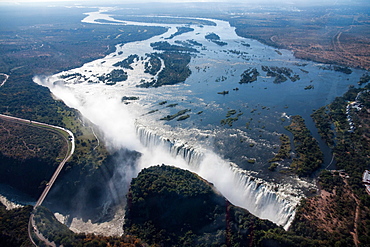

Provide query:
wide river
left=35, top=7, right=366, bottom=230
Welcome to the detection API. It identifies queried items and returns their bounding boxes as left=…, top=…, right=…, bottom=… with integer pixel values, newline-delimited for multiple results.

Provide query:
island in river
left=0, top=1, right=369, bottom=246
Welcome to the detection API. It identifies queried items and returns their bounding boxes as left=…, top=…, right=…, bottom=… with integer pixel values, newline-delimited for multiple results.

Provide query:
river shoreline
left=35, top=8, right=363, bottom=229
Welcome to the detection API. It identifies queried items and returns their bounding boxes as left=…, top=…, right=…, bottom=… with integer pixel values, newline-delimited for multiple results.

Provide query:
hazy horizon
left=0, top=0, right=367, bottom=6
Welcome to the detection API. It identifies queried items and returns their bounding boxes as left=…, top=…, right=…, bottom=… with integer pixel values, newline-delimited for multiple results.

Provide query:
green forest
left=124, top=165, right=329, bottom=247
left=285, top=115, right=323, bottom=177
left=0, top=3, right=369, bottom=247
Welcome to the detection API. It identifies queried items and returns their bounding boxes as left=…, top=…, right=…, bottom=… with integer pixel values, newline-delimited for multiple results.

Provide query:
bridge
left=0, top=114, right=75, bottom=246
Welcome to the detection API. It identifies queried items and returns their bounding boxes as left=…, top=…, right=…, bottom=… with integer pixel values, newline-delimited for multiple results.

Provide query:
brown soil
left=303, top=187, right=354, bottom=234
left=230, top=8, right=370, bottom=70
left=295, top=173, right=369, bottom=246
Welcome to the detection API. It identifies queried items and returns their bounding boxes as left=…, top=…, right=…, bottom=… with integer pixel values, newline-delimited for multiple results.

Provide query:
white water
left=33, top=7, right=322, bottom=230
left=0, top=195, right=23, bottom=210
left=55, top=208, right=125, bottom=236
left=134, top=123, right=301, bottom=227
left=136, top=124, right=204, bottom=167
left=0, top=184, right=35, bottom=210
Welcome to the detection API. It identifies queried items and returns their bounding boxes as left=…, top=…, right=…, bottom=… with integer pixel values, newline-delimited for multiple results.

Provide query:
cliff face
left=124, top=165, right=229, bottom=245
left=126, top=165, right=370, bottom=246
left=124, top=165, right=313, bottom=247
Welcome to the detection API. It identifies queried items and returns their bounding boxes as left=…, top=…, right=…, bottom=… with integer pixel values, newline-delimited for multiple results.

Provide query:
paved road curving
left=0, top=73, right=9, bottom=87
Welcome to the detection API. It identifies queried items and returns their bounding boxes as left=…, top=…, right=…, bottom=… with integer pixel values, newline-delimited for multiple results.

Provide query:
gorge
left=32, top=4, right=366, bottom=235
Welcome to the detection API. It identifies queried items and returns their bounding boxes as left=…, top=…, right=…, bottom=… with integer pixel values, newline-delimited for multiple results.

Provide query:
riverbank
left=228, top=4, right=370, bottom=70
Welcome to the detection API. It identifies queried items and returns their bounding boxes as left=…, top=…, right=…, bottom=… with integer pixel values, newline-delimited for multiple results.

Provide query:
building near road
left=363, top=170, right=370, bottom=195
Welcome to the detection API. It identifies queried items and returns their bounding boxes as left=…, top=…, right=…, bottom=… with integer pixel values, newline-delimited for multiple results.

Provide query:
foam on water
left=134, top=123, right=302, bottom=228
left=34, top=7, right=362, bottom=231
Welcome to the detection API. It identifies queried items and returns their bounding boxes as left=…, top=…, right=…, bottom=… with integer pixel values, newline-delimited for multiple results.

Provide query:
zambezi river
left=35, top=7, right=366, bottom=231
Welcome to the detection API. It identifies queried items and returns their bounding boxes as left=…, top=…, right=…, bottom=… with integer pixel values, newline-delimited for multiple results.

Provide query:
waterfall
left=135, top=123, right=301, bottom=229
left=136, top=124, right=204, bottom=168
left=228, top=164, right=298, bottom=228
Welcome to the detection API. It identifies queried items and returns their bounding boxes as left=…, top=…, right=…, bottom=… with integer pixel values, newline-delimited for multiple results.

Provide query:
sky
left=0, top=0, right=367, bottom=8
left=0, top=0, right=233, bottom=4
left=1, top=0, right=227, bottom=2
left=0, top=0, right=361, bottom=3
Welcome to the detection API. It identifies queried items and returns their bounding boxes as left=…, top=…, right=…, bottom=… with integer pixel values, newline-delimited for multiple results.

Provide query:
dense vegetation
left=239, top=68, right=260, bottom=84
left=166, top=27, right=194, bottom=40
left=0, top=6, right=166, bottom=244
left=113, top=54, right=140, bottom=70
left=139, top=48, right=193, bottom=88
left=205, top=33, right=227, bottom=46
left=358, top=73, right=370, bottom=85
left=1, top=3, right=369, bottom=246
left=122, top=96, right=140, bottom=103
left=290, top=170, right=370, bottom=246
left=144, top=54, right=162, bottom=76
left=98, top=69, right=128, bottom=84
left=150, top=41, right=198, bottom=53
left=0, top=75, right=69, bottom=126
left=317, top=65, right=354, bottom=75
left=205, top=33, right=220, bottom=41
left=0, top=5, right=167, bottom=76
left=220, top=109, right=243, bottom=127
left=0, top=119, right=67, bottom=198
left=111, top=15, right=216, bottom=26
left=268, top=134, right=291, bottom=167
left=311, top=85, right=370, bottom=187
left=237, top=66, right=300, bottom=84
left=261, top=66, right=300, bottom=83
left=297, top=84, right=370, bottom=246
left=160, top=109, right=191, bottom=121
left=285, top=115, right=323, bottom=176
left=317, top=170, right=344, bottom=192
left=311, top=106, right=335, bottom=147
left=155, top=52, right=192, bottom=87
left=0, top=203, right=33, bottom=247
left=125, top=165, right=264, bottom=246
left=124, top=165, right=325, bottom=247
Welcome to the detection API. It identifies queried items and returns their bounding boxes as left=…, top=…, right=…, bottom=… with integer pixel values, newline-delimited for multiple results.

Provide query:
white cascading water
left=229, top=166, right=298, bottom=228
left=136, top=124, right=204, bottom=167
left=135, top=123, right=300, bottom=229
left=35, top=72, right=301, bottom=231
left=31, top=7, right=325, bottom=232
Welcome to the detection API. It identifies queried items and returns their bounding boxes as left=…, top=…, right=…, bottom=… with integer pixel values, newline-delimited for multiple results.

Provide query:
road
left=0, top=113, right=75, bottom=206
left=0, top=113, right=75, bottom=246
left=0, top=73, right=9, bottom=87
